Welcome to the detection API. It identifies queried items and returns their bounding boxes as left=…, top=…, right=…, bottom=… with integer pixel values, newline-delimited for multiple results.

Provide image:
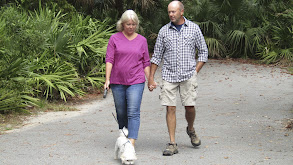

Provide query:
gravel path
left=1, top=59, right=292, bottom=165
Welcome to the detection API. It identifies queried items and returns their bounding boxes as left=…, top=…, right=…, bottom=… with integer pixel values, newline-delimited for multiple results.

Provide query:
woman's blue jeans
left=110, top=83, right=145, bottom=140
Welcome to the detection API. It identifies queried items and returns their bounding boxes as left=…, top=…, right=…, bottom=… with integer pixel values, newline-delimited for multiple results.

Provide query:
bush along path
left=0, top=60, right=292, bottom=165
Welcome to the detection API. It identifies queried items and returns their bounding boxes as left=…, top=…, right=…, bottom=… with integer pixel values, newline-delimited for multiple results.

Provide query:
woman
left=104, top=10, right=150, bottom=162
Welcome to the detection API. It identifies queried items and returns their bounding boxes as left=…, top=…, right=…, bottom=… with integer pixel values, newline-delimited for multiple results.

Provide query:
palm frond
left=205, top=37, right=227, bottom=58
left=0, top=89, right=26, bottom=113
left=280, top=48, right=293, bottom=61
left=198, top=20, right=223, bottom=38
left=262, top=50, right=278, bottom=64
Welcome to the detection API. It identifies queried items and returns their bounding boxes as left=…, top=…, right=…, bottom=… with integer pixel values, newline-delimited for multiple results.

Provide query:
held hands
left=148, top=80, right=157, bottom=91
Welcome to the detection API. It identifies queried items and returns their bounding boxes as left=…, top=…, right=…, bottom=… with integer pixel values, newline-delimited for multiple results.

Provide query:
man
left=148, top=0, right=208, bottom=156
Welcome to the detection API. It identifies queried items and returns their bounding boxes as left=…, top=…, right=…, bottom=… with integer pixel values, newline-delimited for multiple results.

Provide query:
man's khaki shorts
left=160, top=72, right=198, bottom=106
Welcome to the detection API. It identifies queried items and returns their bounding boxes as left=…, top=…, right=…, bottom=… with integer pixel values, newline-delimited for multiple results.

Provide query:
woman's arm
left=144, top=66, right=150, bottom=82
left=104, top=62, right=113, bottom=90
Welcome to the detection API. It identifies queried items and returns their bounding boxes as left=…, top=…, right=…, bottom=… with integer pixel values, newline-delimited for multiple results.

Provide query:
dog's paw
left=121, top=159, right=134, bottom=165
left=121, top=154, right=136, bottom=164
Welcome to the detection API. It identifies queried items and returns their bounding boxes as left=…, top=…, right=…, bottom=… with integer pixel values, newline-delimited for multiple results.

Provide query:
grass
left=0, top=100, right=79, bottom=134
left=0, top=91, right=102, bottom=134
left=0, top=113, right=26, bottom=132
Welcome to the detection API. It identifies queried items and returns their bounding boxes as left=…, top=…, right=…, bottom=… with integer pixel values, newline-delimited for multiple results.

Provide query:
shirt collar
left=168, top=17, right=189, bottom=28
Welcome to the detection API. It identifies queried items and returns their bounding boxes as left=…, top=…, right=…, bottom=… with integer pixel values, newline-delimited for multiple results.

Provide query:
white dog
left=114, top=127, right=137, bottom=164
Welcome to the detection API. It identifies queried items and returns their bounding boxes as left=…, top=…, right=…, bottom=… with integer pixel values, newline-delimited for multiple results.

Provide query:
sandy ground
left=0, top=59, right=292, bottom=165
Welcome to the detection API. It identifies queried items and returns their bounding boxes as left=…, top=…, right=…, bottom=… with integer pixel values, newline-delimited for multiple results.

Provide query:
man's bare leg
left=185, top=106, right=195, bottom=131
left=166, top=106, right=176, bottom=143
left=185, top=106, right=201, bottom=146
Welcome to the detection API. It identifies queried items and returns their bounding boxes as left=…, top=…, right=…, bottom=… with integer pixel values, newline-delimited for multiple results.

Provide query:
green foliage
left=204, top=37, right=226, bottom=58
left=256, top=1, right=293, bottom=64
left=184, top=0, right=292, bottom=63
left=196, top=20, right=226, bottom=58
left=67, top=0, right=169, bottom=52
left=0, top=88, right=25, bottom=113
left=0, top=4, right=113, bottom=113
left=15, top=0, right=76, bottom=18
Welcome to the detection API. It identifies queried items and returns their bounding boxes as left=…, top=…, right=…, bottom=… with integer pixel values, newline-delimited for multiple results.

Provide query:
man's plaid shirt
left=151, top=17, right=208, bottom=83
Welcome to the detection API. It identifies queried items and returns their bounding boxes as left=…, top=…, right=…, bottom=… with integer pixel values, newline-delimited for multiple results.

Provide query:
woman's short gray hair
left=116, top=10, right=139, bottom=32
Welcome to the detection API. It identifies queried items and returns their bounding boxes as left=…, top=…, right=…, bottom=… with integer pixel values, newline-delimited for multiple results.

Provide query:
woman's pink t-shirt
left=106, top=32, right=150, bottom=85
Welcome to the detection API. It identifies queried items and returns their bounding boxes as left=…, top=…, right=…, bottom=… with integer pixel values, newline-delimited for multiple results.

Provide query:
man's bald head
left=168, top=0, right=185, bottom=25
left=168, top=0, right=184, bottom=11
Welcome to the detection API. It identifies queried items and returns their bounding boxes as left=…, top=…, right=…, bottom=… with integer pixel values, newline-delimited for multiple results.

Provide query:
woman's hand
left=104, top=80, right=110, bottom=90
left=148, top=80, right=157, bottom=91
left=104, top=62, right=113, bottom=90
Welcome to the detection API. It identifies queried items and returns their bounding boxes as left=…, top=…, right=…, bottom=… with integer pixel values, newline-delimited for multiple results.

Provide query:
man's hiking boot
left=163, top=143, right=178, bottom=156
left=186, top=127, right=201, bottom=147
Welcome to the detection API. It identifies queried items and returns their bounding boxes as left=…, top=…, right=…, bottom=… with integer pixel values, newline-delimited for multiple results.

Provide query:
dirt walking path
left=1, top=59, right=292, bottom=165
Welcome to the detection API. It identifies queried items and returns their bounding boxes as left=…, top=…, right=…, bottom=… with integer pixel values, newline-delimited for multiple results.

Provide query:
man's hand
left=196, top=61, right=205, bottom=73
left=148, top=80, right=157, bottom=91
left=148, top=63, right=159, bottom=91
